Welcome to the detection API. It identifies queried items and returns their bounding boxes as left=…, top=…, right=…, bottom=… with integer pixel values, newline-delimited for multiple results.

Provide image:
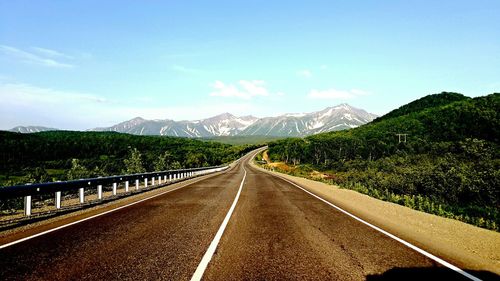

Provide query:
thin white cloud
left=0, top=82, right=108, bottom=105
left=210, top=80, right=276, bottom=99
left=308, top=88, right=370, bottom=99
left=210, top=80, right=249, bottom=99
left=320, top=65, right=328, bottom=70
left=0, top=45, right=74, bottom=68
left=74, top=51, right=93, bottom=60
left=31, top=47, right=74, bottom=59
left=239, top=80, right=269, bottom=97
left=0, top=81, right=266, bottom=130
left=0, top=82, right=111, bottom=129
left=297, top=69, right=313, bottom=78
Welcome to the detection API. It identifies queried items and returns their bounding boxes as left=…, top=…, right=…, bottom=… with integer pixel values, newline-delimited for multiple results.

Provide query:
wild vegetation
left=199, top=135, right=284, bottom=145
left=0, top=131, right=258, bottom=186
left=266, top=92, right=500, bottom=231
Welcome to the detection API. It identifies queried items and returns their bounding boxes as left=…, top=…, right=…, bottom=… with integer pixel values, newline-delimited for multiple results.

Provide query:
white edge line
left=190, top=167, right=247, bottom=281
left=269, top=173, right=482, bottom=281
left=0, top=169, right=228, bottom=250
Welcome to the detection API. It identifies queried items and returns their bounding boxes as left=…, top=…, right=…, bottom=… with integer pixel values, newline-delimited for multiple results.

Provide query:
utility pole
left=396, top=133, right=408, bottom=143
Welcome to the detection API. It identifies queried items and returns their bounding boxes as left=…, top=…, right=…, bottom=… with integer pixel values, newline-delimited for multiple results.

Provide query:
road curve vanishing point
left=0, top=149, right=487, bottom=280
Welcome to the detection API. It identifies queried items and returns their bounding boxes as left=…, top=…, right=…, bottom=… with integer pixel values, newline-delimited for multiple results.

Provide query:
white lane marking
left=190, top=167, right=247, bottom=281
left=0, top=172, right=227, bottom=250
left=269, top=173, right=482, bottom=281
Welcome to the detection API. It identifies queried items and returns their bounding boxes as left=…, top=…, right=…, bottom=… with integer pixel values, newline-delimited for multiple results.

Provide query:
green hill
left=305, top=92, right=499, bottom=160
left=0, top=131, right=258, bottom=186
left=372, top=92, right=469, bottom=123
left=267, top=93, right=500, bottom=231
left=199, top=135, right=284, bottom=145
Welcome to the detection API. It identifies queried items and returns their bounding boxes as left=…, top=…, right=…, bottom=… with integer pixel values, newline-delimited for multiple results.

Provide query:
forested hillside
left=0, top=131, right=258, bottom=186
left=267, top=92, right=500, bottom=230
left=200, top=135, right=284, bottom=145
left=372, top=92, right=469, bottom=123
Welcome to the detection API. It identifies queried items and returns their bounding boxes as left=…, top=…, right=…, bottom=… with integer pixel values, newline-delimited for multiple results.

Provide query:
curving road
left=0, top=150, right=487, bottom=280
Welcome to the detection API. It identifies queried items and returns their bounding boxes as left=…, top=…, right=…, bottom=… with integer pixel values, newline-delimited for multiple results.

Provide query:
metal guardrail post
left=24, top=195, right=32, bottom=216
left=55, top=191, right=61, bottom=209
left=2, top=165, right=226, bottom=217
left=79, top=188, right=85, bottom=203
left=98, top=185, right=103, bottom=200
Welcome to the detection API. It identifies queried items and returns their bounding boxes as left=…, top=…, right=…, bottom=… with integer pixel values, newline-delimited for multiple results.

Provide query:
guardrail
left=0, top=165, right=228, bottom=217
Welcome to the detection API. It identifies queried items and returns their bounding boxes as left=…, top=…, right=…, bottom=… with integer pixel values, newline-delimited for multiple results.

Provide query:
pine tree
left=123, top=148, right=146, bottom=174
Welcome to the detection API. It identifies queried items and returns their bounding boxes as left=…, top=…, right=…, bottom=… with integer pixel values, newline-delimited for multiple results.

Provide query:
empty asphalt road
left=0, top=150, right=489, bottom=280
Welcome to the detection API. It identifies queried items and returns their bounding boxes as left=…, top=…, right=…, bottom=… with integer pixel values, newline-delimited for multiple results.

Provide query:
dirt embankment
left=262, top=150, right=271, bottom=163
left=251, top=160, right=500, bottom=276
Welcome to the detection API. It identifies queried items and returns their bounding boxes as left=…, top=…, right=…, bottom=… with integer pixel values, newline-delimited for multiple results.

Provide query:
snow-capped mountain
left=91, top=113, right=259, bottom=137
left=9, top=126, right=58, bottom=133
left=90, top=104, right=376, bottom=137
left=240, top=104, right=376, bottom=136
left=197, top=113, right=258, bottom=136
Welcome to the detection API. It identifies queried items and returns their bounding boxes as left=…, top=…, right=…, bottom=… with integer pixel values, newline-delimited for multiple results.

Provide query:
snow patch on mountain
left=89, top=104, right=377, bottom=137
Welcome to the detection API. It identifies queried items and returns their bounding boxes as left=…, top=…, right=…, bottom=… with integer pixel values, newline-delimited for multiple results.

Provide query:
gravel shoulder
left=250, top=161, right=500, bottom=276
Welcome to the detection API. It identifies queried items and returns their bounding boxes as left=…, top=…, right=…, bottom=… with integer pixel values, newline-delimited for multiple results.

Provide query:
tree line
left=0, top=131, right=259, bottom=186
left=267, top=93, right=499, bottom=230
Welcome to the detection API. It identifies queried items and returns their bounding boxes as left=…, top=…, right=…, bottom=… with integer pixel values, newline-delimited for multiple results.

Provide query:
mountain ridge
left=9, top=126, right=58, bottom=133
left=90, top=103, right=376, bottom=137
left=8, top=103, right=377, bottom=137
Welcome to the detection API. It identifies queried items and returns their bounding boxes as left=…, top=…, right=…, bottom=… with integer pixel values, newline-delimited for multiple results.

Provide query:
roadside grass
left=199, top=135, right=284, bottom=145
left=0, top=174, right=24, bottom=187
left=259, top=161, right=498, bottom=232
left=46, top=169, right=66, bottom=178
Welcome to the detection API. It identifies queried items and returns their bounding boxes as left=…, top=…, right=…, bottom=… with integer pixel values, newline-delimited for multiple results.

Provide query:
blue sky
left=1, top=0, right=499, bottom=130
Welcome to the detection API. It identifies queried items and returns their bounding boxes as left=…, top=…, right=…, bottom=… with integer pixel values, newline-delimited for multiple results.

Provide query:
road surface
left=0, top=151, right=489, bottom=280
